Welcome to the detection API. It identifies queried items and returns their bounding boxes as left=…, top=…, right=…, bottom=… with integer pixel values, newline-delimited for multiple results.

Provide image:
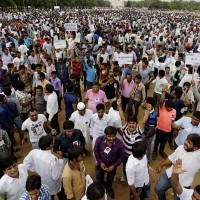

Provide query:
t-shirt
left=21, top=114, right=47, bottom=142
left=177, top=187, right=193, bottom=200
left=103, top=80, right=119, bottom=99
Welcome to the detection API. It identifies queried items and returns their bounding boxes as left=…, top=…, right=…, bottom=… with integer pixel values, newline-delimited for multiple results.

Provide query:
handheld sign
left=54, top=40, right=66, bottom=49
left=64, top=23, right=78, bottom=32
left=185, top=53, right=200, bottom=65
left=117, top=54, right=133, bottom=65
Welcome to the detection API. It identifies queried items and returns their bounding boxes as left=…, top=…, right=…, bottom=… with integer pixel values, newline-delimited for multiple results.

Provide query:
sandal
left=152, top=151, right=157, bottom=160
left=160, top=152, right=168, bottom=159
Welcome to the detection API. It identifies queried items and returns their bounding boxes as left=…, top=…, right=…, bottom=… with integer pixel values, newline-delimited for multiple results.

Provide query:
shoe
left=107, top=188, right=115, bottom=199
left=84, top=149, right=91, bottom=156
left=120, top=176, right=126, bottom=182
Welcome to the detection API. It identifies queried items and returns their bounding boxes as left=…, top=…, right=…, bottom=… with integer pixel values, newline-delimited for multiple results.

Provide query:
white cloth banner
left=64, top=23, right=78, bottom=31
left=54, top=40, right=66, bottom=49
left=117, top=54, right=133, bottom=65
left=185, top=53, right=200, bottom=65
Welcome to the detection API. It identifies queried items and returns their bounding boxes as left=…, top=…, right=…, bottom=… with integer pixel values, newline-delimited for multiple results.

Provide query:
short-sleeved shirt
left=139, top=66, right=153, bottom=84
left=143, top=109, right=157, bottom=136
left=121, top=79, right=134, bottom=98
left=157, top=106, right=176, bottom=132
left=85, top=89, right=108, bottom=113
left=21, top=114, right=47, bottom=142
left=103, top=80, right=119, bottom=100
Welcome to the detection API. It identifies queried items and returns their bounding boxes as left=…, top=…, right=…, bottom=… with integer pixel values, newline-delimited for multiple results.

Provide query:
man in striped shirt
left=117, top=99, right=149, bottom=181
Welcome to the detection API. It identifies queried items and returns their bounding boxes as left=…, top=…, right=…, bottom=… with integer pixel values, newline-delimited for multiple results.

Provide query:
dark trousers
left=96, top=165, right=116, bottom=189
left=123, top=156, right=128, bottom=178
left=51, top=113, right=60, bottom=133
left=121, top=95, right=130, bottom=112
left=51, top=185, right=67, bottom=200
left=127, top=99, right=141, bottom=118
left=153, top=129, right=170, bottom=154
left=55, top=90, right=61, bottom=110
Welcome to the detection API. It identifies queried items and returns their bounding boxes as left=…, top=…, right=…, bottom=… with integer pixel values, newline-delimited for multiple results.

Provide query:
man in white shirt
left=0, top=155, right=28, bottom=200
left=23, top=135, right=66, bottom=200
left=90, top=103, right=111, bottom=149
left=1, top=48, right=13, bottom=66
left=126, top=141, right=151, bottom=200
left=155, top=134, right=200, bottom=200
left=171, top=159, right=200, bottom=200
left=28, top=50, right=38, bottom=66
left=21, top=108, right=56, bottom=149
left=45, top=84, right=60, bottom=133
left=13, top=51, right=24, bottom=70
left=70, top=102, right=93, bottom=145
left=172, top=111, right=200, bottom=147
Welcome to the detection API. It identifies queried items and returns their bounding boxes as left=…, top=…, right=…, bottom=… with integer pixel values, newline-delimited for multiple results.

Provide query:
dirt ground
left=15, top=84, right=200, bottom=200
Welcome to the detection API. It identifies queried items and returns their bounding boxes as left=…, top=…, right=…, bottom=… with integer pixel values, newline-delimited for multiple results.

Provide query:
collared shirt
left=1, top=53, right=13, bottom=66
left=122, top=125, right=142, bottom=157
left=178, top=187, right=193, bottom=200
left=126, top=154, right=149, bottom=187
left=143, top=109, right=157, bottom=136
left=0, top=129, right=11, bottom=159
left=130, top=82, right=146, bottom=102
left=28, top=55, right=38, bottom=65
left=50, top=77, right=62, bottom=95
left=35, top=94, right=46, bottom=114
left=62, top=161, right=86, bottom=200
left=6, top=95, right=22, bottom=118
left=70, top=109, right=93, bottom=143
left=41, top=57, right=55, bottom=79
left=174, top=117, right=200, bottom=146
left=94, top=135, right=125, bottom=168
left=46, top=91, right=58, bottom=121
left=108, top=107, right=122, bottom=129
left=53, top=129, right=85, bottom=158
left=15, top=90, right=31, bottom=113
left=21, top=114, right=47, bottom=142
left=19, top=184, right=51, bottom=200
left=139, top=66, right=153, bottom=84
left=23, top=149, right=63, bottom=195
left=152, top=76, right=168, bottom=95
left=121, top=79, right=134, bottom=98
left=0, top=164, right=28, bottom=200
left=90, top=113, right=111, bottom=140
left=166, top=145, right=200, bottom=187
left=85, top=89, right=108, bottom=113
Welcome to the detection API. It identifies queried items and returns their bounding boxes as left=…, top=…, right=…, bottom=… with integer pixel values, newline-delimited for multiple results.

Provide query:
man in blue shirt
left=142, top=97, right=157, bottom=162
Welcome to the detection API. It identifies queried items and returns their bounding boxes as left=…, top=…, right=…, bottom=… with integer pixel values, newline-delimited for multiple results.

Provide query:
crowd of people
left=0, top=7, right=200, bottom=200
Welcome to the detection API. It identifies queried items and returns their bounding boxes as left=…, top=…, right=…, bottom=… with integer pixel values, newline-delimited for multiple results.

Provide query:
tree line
left=125, top=0, right=200, bottom=10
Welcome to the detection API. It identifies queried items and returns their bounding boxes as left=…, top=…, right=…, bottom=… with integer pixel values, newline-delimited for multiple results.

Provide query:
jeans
left=154, top=172, right=181, bottom=200
left=153, top=129, right=170, bottom=154
left=141, top=134, right=154, bottom=162
left=96, top=165, right=116, bottom=189
left=31, top=141, right=39, bottom=149
left=123, top=156, right=128, bottom=178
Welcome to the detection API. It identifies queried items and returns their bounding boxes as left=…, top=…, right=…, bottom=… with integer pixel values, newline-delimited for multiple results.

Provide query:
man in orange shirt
left=152, top=89, right=176, bottom=160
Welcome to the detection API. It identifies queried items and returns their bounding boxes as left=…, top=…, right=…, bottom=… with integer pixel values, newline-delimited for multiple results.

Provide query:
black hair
left=26, top=175, right=41, bottom=192
left=45, top=84, right=54, bottom=93
left=187, top=134, right=200, bottom=149
left=86, top=182, right=105, bottom=200
left=96, top=103, right=105, bottom=111
left=158, top=57, right=164, bottom=62
left=0, top=155, right=17, bottom=171
left=188, top=66, right=193, bottom=74
left=39, top=135, right=53, bottom=150
left=66, top=83, right=74, bottom=93
left=175, top=61, right=181, bottom=67
left=63, top=120, right=74, bottom=130
left=28, top=108, right=37, bottom=115
left=127, top=116, right=138, bottom=123
left=39, top=72, right=46, bottom=79
left=0, top=94, right=5, bottom=102
left=158, top=70, right=165, bottom=78
left=3, top=87, right=11, bottom=96
left=17, top=81, right=25, bottom=91
left=135, top=74, right=142, bottom=80
left=165, top=66, right=170, bottom=70
left=173, top=87, right=183, bottom=99
left=183, top=82, right=191, bottom=87
left=19, top=65, right=25, bottom=70
left=126, top=73, right=132, bottom=77
left=70, top=74, right=77, bottom=79
left=51, top=71, right=58, bottom=75
left=7, top=63, right=14, bottom=68
left=92, top=82, right=100, bottom=87
left=104, top=126, right=117, bottom=136
left=111, top=100, right=118, bottom=110
left=165, top=99, right=174, bottom=108
left=35, top=85, right=43, bottom=91
left=68, top=145, right=84, bottom=161
left=132, top=141, right=147, bottom=159
left=146, top=97, right=155, bottom=108
left=193, top=111, right=200, bottom=119
left=142, top=59, right=149, bottom=66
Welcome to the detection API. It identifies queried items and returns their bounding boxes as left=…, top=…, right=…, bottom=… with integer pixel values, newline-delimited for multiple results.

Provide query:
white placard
left=64, top=23, right=78, bottom=31
left=54, top=40, right=66, bottom=49
left=89, top=24, right=95, bottom=32
left=185, top=53, right=200, bottom=65
left=54, top=6, right=60, bottom=10
left=117, top=54, right=133, bottom=65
